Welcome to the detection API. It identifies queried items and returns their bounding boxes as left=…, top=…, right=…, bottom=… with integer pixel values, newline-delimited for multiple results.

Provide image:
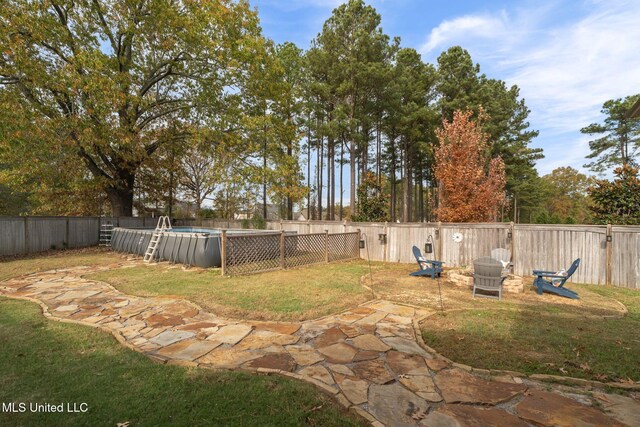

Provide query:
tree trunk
left=195, top=198, right=202, bottom=218
left=263, top=138, right=267, bottom=220
left=361, top=127, right=369, bottom=176
left=415, top=174, right=420, bottom=222
left=426, top=185, right=431, bottom=222
left=330, top=136, right=335, bottom=220
left=168, top=144, right=176, bottom=217
left=168, top=175, right=174, bottom=217
left=620, top=125, right=629, bottom=166
left=287, top=138, right=293, bottom=220
left=389, top=133, right=397, bottom=222
left=350, top=140, right=356, bottom=218
left=339, top=136, right=344, bottom=220
left=327, top=135, right=333, bottom=220
left=307, top=122, right=311, bottom=220
left=418, top=168, right=424, bottom=222
left=376, top=122, right=381, bottom=185
left=402, top=138, right=412, bottom=222
left=318, top=136, right=324, bottom=220
left=106, top=172, right=135, bottom=216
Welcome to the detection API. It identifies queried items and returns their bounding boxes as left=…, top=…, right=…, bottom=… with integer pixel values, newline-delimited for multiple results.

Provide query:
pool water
left=171, top=228, right=283, bottom=235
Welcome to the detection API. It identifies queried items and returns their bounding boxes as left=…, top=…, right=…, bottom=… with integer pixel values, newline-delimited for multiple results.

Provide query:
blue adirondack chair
left=532, top=258, right=580, bottom=299
left=410, top=246, right=444, bottom=279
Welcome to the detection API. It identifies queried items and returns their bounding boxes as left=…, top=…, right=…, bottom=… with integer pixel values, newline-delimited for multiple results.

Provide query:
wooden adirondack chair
left=532, top=258, right=580, bottom=299
left=473, top=256, right=506, bottom=300
left=410, top=246, right=444, bottom=279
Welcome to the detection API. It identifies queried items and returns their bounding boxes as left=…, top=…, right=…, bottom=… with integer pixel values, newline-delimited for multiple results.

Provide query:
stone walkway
left=1, top=262, right=638, bottom=427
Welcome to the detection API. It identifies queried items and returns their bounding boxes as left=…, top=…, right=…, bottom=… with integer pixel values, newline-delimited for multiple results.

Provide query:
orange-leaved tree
left=435, top=110, right=506, bottom=222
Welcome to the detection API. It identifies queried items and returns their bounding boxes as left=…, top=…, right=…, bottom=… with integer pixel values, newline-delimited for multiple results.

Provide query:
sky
left=250, top=0, right=640, bottom=179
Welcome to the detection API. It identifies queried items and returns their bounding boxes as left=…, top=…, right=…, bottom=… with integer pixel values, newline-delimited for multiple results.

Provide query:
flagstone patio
left=1, top=262, right=637, bottom=426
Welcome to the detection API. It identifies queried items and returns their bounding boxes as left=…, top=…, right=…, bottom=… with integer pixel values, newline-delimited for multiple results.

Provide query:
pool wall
left=110, top=228, right=221, bottom=267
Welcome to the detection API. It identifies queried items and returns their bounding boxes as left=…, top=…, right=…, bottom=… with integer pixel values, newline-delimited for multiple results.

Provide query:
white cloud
left=419, top=0, right=640, bottom=175
left=420, top=11, right=510, bottom=55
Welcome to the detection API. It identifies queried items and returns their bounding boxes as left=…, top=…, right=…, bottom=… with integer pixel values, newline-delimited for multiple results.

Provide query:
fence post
left=606, top=223, right=612, bottom=286
left=437, top=221, right=443, bottom=261
left=280, top=230, right=285, bottom=270
left=221, top=230, right=227, bottom=276
left=65, top=217, right=70, bottom=248
left=324, top=230, right=329, bottom=263
left=384, top=221, right=389, bottom=262
left=509, top=221, right=515, bottom=274
left=357, top=228, right=361, bottom=259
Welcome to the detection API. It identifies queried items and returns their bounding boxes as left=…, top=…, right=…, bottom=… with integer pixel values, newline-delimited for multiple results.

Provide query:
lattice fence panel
left=328, top=232, right=360, bottom=262
left=225, top=233, right=281, bottom=275
left=284, top=233, right=326, bottom=268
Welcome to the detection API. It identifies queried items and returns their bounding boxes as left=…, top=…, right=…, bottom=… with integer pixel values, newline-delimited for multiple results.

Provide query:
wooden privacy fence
left=221, top=230, right=360, bottom=276
left=0, top=216, right=163, bottom=256
left=268, top=220, right=639, bottom=289
left=1, top=216, right=638, bottom=288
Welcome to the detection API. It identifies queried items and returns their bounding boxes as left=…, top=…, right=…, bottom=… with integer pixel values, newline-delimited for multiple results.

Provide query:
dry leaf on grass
left=593, top=373, right=609, bottom=381
left=579, top=362, right=592, bottom=372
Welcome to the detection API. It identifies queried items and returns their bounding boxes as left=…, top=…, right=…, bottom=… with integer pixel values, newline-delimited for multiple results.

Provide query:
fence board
left=611, top=226, right=640, bottom=288
left=0, top=217, right=26, bottom=255
left=440, top=224, right=510, bottom=268
left=118, top=217, right=146, bottom=228
left=513, top=225, right=606, bottom=285
left=26, top=217, right=67, bottom=252
left=0, top=216, right=155, bottom=256
left=68, top=217, right=100, bottom=247
left=196, top=219, right=245, bottom=229
left=353, top=223, right=387, bottom=262
left=277, top=221, right=310, bottom=234
left=387, top=224, right=438, bottom=263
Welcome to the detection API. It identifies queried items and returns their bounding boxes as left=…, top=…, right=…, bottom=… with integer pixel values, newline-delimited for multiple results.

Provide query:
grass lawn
left=0, top=248, right=123, bottom=282
left=87, top=261, right=375, bottom=321
left=370, top=266, right=640, bottom=383
left=0, top=297, right=364, bottom=427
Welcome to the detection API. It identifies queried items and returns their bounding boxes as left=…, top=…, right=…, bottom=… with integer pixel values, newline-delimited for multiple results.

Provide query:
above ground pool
left=110, top=227, right=294, bottom=268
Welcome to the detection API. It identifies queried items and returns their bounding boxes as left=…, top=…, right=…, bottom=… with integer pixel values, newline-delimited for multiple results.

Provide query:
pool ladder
left=143, top=216, right=172, bottom=263
left=99, top=221, right=113, bottom=246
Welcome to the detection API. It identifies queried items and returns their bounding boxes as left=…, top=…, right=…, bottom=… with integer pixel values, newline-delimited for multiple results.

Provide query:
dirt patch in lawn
left=369, top=265, right=626, bottom=318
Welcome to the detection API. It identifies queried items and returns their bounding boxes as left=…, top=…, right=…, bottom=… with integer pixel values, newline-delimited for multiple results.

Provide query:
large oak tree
left=0, top=0, right=265, bottom=215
